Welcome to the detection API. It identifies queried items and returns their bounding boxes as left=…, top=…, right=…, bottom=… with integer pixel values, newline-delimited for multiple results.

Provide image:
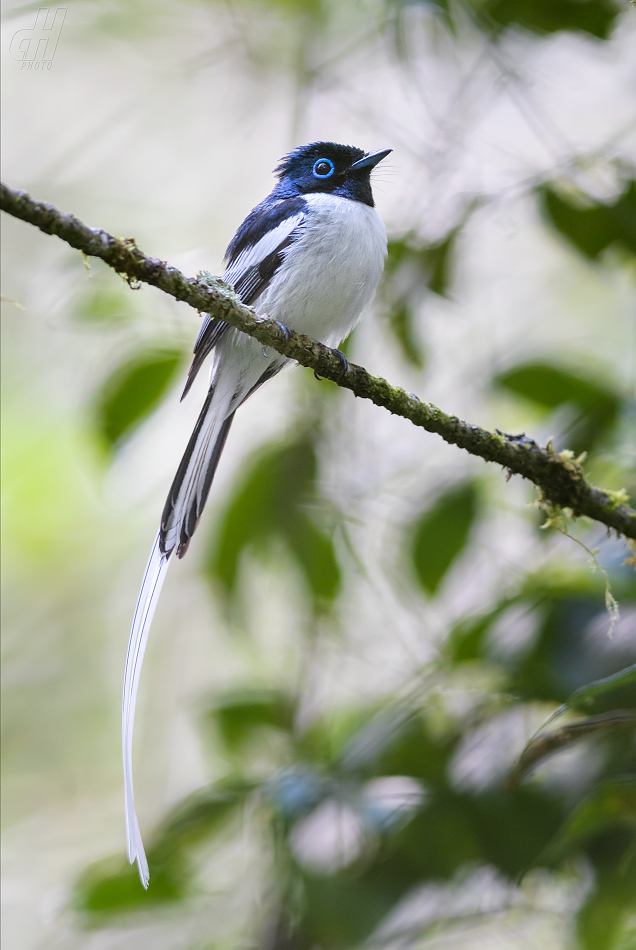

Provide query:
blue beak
left=350, top=148, right=392, bottom=171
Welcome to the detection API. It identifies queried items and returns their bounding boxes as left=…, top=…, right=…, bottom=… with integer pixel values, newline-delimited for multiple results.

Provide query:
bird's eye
left=312, top=158, right=335, bottom=179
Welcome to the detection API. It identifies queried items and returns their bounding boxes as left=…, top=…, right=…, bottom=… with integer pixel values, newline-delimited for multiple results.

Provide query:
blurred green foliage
left=207, top=433, right=340, bottom=614
left=78, top=341, right=636, bottom=943
left=73, top=281, right=137, bottom=325
left=494, top=362, right=622, bottom=455
left=416, top=0, right=622, bottom=38
left=208, top=687, right=296, bottom=754
left=75, top=220, right=636, bottom=950
left=63, top=2, right=636, bottom=945
left=411, top=481, right=480, bottom=595
left=76, top=779, right=255, bottom=915
left=475, top=0, right=622, bottom=39
left=94, top=349, right=184, bottom=449
left=566, top=665, right=636, bottom=716
left=76, top=561, right=636, bottom=944
left=380, top=224, right=464, bottom=368
left=540, top=180, right=636, bottom=261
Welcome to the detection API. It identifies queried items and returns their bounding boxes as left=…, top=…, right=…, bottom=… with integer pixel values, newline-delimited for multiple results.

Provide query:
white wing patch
left=223, top=211, right=305, bottom=288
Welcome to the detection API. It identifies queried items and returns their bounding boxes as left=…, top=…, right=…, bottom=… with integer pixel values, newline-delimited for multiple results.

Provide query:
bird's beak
left=350, top=148, right=392, bottom=171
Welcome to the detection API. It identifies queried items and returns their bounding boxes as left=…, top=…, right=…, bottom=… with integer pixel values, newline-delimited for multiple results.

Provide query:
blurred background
left=2, top=0, right=636, bottom=947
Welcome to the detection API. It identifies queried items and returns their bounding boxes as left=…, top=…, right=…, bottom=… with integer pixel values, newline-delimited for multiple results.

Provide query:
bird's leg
left=331, top=348, right=349, bottom=376
left=315, top=349, right=348, bottom=381
left=274, top=320, right=292, bottom=341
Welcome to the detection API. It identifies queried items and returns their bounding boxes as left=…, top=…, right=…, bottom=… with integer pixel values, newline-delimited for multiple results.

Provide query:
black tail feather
left=159, top=386, right=236, bottom=556
left=176, top=412, right=235, bottom=558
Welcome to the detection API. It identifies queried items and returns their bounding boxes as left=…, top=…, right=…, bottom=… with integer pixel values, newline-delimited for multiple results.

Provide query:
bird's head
left=273, top=142, right=391, bottom=207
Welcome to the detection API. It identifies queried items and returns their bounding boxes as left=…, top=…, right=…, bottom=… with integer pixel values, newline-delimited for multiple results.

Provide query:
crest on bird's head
left=275, top=142, right=365, bottom=180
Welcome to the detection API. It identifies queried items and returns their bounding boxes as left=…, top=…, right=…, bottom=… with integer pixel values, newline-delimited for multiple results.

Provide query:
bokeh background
left=2, top=0, right=636, bottom=948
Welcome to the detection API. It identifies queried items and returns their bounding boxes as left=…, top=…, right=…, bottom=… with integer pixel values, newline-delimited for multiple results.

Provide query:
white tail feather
left=122, top=372, right=250, bottom=887
left=122, top=533, right=170, bottom=888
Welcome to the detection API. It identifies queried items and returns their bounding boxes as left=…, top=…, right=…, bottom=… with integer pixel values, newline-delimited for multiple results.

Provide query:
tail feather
left=123, top=358, right=274, bottom=886
left=122, top=532, right=170, bottom=888
left=160, top=387, right=236, bottom=558
left=123, top=385, right=238, bottom=887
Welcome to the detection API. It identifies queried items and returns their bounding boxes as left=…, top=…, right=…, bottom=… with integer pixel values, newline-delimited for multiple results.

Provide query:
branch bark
left=505, top=710, right=636, bottom=789
left=2, top=181, right=635, bottom=540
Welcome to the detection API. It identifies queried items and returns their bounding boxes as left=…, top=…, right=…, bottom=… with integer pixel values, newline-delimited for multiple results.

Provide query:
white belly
left=257, top=192, right=387, bottom=348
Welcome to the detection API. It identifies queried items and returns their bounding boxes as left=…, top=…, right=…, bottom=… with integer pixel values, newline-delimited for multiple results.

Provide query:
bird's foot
left=275, top=321, right=292, bottom=342
left=331, top=348, right=349, bottom=376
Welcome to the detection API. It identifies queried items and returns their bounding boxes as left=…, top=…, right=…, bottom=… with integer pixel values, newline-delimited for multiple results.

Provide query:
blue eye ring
left=312, top=158, right=335, bottom=179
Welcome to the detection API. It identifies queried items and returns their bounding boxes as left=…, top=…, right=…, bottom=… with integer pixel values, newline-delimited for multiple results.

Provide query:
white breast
left=257, top=192, right=387, bottom=348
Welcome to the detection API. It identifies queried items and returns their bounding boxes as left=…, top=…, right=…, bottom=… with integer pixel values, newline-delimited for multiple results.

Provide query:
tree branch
left=505, top=710, right=636, bottom=789
left=2, top=181, right=635, bottom=540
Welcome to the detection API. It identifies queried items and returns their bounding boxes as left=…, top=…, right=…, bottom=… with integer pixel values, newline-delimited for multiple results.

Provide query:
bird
left=123, top=141, right=392, bottom=887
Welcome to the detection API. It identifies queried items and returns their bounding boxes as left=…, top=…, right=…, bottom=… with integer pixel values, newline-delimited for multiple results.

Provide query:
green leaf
left=495, top=363, right=618, bottom=411
left=540, top=181, right=636, bottom=260
left=406, top=0, right=621, bottom=44
left=424, top=228, right=458, bottom=298
left=419, top=0, right=621, bottom=38
left=390, top=786, right=565, bottom=882
left=445, top=568, right=631, bottom=671
left=509, top=597, right=603, bottom=704
left=412, top=482, right=479, bottom=596
left=296, top=706, right=385, bottom=767
left=208, top=688, right=296, bottom=753
left=208, top=436, right=315, bottom=593
left=75, top=856, right=183, bottom=916
left=549, top=782, right=636, bottom=857
left=567, top=665, right=636, bottom=717
left=563, top=785, right=636, bottom=949
left=153, top=779, right=254, bottom=859
left=385, top=228, right=460, bottom=300
left=94, top=349, right=183, bottom=449
left=387, top=300, right=426, bottom=369
left=73, top=283, right=136, bottom=325
left=207, top=435, right=341, bottom=612
left=478, top=0, right=621, bottom=39
left=301, top=873, right=408, bottom=947
left=75, top=780, right=253, bottom=917
left=494, top=362, right=621, bottom=455
left=576, top=854, right=636, bottom=950
left=254, top=0, right=322, bottom=15
left=445, top=598, right=518, bottom=664
left=352, top=711, right=458, bottom=785
left=287, top=513, right=341, bottom=607
left=392, top=793, right=484, bottom=878
left=381, top=225, right=464, bottom=369
left=472, top=787, right=566, bottom=877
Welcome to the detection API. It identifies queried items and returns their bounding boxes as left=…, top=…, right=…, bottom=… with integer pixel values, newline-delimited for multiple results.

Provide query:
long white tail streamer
left=121, top=384, right=238, bottom=888
left=122, top=532, right=171, bottom=888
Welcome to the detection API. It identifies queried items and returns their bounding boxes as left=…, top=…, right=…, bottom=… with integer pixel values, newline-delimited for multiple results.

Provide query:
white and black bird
left=123, top=141, right=392, bottom=886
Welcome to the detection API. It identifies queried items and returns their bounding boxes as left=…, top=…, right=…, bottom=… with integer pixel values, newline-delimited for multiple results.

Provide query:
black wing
left=181, top=196, right=307, bottom=399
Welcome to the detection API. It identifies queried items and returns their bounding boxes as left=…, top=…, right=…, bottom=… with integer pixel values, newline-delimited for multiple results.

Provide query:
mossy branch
left=2, top=181, right=635, bottom=540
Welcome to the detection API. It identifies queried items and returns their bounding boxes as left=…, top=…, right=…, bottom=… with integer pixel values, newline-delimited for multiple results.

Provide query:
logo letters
left=10, top=8, right=66, bottom=67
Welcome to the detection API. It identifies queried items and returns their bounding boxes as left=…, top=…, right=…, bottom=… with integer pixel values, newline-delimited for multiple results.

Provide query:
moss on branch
left=2, top=181, right=635, bottom=540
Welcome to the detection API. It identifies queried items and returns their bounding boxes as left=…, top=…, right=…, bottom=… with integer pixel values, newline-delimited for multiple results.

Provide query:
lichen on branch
left=2, top=181, right=635, bottom=540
